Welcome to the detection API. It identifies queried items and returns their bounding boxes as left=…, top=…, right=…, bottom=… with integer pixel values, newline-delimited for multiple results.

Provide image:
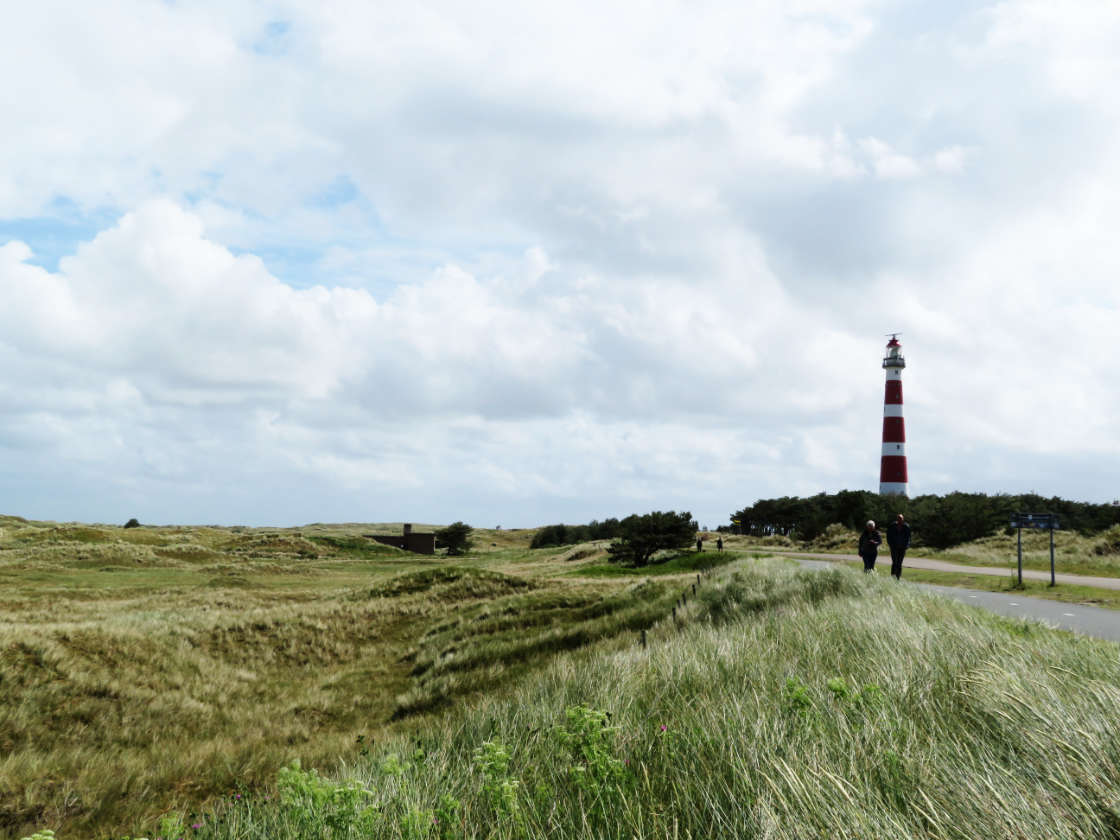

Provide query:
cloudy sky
left=2, top=1, right=1118, bottom=528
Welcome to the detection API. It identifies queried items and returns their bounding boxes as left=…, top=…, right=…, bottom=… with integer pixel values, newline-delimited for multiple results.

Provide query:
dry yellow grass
left=0, top=516, right=663, bottom=839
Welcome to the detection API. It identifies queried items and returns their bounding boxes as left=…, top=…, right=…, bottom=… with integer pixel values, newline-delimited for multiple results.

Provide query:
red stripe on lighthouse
left=882, top=416, right=906, bottom=442
left=880, top=455, right=908, bottom=483
left=884, top=380, right=903, bottom=404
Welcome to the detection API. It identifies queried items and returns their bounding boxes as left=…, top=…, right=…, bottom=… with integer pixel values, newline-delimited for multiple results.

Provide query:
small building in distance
left=368, top=523, right=435, bottom=555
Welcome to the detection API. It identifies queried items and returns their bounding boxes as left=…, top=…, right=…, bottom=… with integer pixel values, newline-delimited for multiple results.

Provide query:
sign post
left=1009, top=513, right=1059, bottom=586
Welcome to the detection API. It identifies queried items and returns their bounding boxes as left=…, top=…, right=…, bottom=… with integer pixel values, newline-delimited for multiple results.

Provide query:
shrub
left=276, top=760, right=378, bottom=834
left=123, top=518, right=141, bottom=529
left=1093, top=525, right=1120, bottom=556
left=809, top=523, right=856, bottom=550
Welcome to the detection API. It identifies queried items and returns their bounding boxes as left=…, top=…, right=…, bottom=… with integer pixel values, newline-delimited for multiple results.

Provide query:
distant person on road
left=717, top=537, right=723, bottom=552
left=858, top=520, right=882, bottom=573
left=696, top=536, right=703, bottom=552
left=886, top=513, right=911, bottom=580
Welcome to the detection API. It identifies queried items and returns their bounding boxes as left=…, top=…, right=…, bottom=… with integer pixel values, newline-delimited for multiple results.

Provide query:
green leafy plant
left=381, top=752, right=409, bottom=777
left=785, top=676, right=813, bottom=714
left=554, top=706, right=627, bottom=798
left=157, top=812, right=187, bottom=839
left=399, top=808, right=435, bottom=839
left=473, top=740, right=522, bottom=823
left=433, top=794, right=461, bottom=840
left=276, top=760, right=378, bottom=834
left=826, top=677, right=851, bottom=701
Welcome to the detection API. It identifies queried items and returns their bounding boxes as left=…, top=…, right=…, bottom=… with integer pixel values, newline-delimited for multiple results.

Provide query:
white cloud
left=859, top=137, right=922, bottom=179
left=2, top=0, right=1120, bottom=525
left=931, top=145, right=968, bottom=173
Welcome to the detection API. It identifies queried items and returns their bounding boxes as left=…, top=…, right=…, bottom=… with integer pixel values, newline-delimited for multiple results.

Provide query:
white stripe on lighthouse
left=883, top=404, right=904, bottom=417
left=880, top=482, right=907, bottom=495
left=882, top=442, right=907, bottom=456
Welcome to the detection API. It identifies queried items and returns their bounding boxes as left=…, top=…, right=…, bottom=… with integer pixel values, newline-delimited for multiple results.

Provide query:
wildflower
left=660, top=725, right=667, bottom=732
left=192, top=824, right=202, bottom=830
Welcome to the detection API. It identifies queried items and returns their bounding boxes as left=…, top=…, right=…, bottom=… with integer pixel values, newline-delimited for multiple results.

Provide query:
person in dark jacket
left=886, top=513, right=911, bottom=579
left=858, top=520, right=881, bottom=572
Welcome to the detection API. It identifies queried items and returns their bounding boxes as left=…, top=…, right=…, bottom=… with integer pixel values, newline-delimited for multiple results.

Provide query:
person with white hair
left=858, top=520, right=882, bottom=573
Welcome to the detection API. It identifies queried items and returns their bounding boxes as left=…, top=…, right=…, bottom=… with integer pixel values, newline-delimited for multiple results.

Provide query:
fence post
left=692, top=583, right=696, bottom=596
left=641, top=629, right=647, bottom=649
left=1050, top=528, right=1056, bottom=587
left=1017, top=526, right=1023, bottom=586
left=672, top=606, right=677, bottom=622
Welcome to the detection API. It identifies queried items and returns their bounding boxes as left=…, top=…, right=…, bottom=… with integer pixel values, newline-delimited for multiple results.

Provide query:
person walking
left=886, top=513, right=911, bottom=579
left=716, top=537, right=723, bottom=552
left=858, top=520, right=882, bottom=573
left=696, top=536, right=703, bottom=552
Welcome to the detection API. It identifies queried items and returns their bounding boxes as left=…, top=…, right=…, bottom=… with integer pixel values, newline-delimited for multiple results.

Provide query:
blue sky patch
left=0, top=199, right=119, bottom=271
left=251, top=20, right=292, bottom=56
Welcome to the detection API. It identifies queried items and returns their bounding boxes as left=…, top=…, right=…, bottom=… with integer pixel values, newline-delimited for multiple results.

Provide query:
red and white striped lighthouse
left=879, top=334, right=908, bottom=496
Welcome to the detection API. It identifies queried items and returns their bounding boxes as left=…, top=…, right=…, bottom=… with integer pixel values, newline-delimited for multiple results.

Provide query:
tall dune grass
left=192, top=561, right=1120, bottom=840
left=0, top=517, right=675, bottom=838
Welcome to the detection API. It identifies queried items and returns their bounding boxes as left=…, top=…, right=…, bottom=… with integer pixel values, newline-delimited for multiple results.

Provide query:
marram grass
left=0, top=516, right=686, bottom=838
left=174, top=561, right=1120, bottom=840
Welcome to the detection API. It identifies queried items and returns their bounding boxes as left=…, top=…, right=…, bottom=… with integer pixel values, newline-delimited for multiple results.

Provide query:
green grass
left=168, top=559, right=1120, bottom=840
left=0, top=518, right=682, bottom=839
left=7, top=517, right=1120, bottom=839
left=567, top=549, right=737, bottom=578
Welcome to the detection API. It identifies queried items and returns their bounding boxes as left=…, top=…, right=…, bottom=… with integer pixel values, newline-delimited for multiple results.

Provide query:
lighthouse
left=879, top=334, right=908, bottom=496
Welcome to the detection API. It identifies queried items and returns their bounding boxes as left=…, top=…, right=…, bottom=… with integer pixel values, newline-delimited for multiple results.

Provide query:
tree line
left=530, top=519, right=625, bottom=548
left=532, top=511, right=697, bottom=567
left=729, top=491, right=1120, bottom=549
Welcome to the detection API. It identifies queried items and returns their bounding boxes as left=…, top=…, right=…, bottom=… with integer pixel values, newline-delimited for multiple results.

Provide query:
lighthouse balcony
left=882, top=355, right=906, bottom=368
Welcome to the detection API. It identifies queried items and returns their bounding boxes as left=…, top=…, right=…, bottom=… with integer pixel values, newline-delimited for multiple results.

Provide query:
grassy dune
left=192, top=561, right=1120, bottom=840
left=0, top=517, right=679, bottom=838
left=5, top=516, right=1120, bottom=838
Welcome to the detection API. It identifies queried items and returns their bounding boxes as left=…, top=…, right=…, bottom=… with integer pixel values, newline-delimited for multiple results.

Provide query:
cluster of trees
left=530, top=519, right=624, bottom=548
left=729, top=491, right=1120, bottom=549
left=530, top=511, right=698, bottom=568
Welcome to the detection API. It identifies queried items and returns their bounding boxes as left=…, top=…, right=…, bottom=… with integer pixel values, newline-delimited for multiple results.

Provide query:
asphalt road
left=793, top=557, right=1120, bottom=643
left=766, top=548, right=1120, bottom=590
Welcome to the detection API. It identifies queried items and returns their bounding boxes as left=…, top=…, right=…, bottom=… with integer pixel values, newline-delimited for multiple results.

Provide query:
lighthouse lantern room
left=879, top=334, right=908, bottom=496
